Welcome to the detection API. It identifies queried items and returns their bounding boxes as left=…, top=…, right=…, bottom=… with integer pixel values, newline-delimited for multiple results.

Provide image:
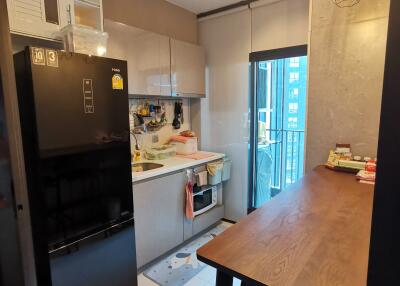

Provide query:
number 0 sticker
left=31, top=47, right=45, bottom=66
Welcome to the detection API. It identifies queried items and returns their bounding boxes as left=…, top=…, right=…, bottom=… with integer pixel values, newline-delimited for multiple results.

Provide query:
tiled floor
left=138, top=266, right=242, bottom=286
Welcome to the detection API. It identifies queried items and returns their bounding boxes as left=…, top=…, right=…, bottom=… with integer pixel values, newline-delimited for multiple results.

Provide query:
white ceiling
left=165, top=0, right=240, bottom=14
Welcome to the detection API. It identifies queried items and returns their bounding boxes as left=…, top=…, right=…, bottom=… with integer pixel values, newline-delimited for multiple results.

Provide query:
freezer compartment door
left=50, top=218, right=137, bottom=286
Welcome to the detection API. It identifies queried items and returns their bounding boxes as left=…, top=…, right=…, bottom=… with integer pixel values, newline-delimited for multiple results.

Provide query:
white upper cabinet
left=135, top=32, right=171, bottom=96
left=7, top=0, right=61, bottom=39
left=171, top=39, right=205, bottom=97
left=6, top=0, right=103, bottom=40
left=105, top=19, right=171, bottom=96
left=159, top=36, right=172, bottom=96
left=59, top=0, right=103, bottom=31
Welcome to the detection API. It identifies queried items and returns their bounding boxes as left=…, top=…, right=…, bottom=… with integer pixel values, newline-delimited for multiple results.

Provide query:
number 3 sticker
left=46, top=49, right=59, bottom=68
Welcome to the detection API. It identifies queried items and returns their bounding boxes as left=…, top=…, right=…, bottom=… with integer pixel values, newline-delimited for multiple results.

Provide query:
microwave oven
left=193, top=185, right=217, bottom=217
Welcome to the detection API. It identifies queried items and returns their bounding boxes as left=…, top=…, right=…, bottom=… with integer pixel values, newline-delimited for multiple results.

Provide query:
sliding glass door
left=249, top=46, right=308, bottom=210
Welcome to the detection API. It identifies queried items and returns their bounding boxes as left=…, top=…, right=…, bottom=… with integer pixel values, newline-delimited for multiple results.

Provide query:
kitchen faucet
left=130, top=112, right=146, bottom=151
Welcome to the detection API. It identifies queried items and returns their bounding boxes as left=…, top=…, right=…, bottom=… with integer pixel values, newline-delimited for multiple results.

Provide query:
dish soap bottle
left=133, top=149, right=141, bottom=162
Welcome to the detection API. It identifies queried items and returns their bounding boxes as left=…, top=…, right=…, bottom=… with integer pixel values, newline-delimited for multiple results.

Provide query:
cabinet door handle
left=67, top=4, right=72, bottom=25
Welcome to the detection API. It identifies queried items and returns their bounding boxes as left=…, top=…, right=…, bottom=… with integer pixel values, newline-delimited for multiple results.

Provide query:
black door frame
left=248, top=45, right=307, bottom=213
left=368, top=1, right=400, bottom=284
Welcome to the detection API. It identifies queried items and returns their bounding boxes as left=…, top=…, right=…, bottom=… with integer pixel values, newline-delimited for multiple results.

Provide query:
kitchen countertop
left=132, top=152, right=225, bottom=183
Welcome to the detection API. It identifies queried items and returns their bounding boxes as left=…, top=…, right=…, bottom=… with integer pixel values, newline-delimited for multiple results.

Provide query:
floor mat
left=143, top=222, right=231, bottom=286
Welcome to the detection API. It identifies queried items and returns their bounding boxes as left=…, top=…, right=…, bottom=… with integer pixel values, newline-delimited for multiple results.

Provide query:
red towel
left=185, top=182, right=194, bottom=220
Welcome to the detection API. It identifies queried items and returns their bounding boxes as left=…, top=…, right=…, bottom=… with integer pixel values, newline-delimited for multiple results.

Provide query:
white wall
left=198, top=0, right=309, bottom=221
left=199, top=9, right=251, bottom=221
left=251, top=0, right=309, bottom=51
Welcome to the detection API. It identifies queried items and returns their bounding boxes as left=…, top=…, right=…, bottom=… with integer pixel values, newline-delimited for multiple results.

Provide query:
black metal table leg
left=216, top=270, right=233, bottom=286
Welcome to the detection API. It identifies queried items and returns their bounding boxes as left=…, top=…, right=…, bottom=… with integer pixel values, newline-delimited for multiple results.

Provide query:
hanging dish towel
left=196, top=171, right=208, bottom=186
left=185, top=181, right=194, bottom=220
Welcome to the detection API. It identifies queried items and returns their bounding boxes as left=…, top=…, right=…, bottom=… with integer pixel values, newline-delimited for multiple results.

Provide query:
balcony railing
left=258, top=129, right=305, bottom=197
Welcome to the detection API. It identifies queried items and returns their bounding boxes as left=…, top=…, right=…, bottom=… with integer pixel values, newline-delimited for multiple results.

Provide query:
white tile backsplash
left=129, top=98, right=191, bottom=151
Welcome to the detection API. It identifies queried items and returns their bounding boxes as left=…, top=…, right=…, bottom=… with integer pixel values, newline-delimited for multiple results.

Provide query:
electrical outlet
left=152, top=134, right=159, bottom=143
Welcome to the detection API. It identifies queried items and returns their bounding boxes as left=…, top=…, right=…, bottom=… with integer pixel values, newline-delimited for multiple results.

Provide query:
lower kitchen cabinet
left=193, top=205, right=224, bottom=236
left=133, top=171, right=185, bottom=268
left=133, top=169, right=225, bottom=269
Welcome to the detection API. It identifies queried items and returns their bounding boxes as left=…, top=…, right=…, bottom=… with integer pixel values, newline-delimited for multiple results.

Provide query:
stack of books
left=356, top=159, right=377, bottom=185
left=356, top=170, right=376, bottom=185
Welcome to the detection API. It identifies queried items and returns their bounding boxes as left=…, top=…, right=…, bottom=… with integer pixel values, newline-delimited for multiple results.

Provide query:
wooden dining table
left=197, top=166, right=374, bottom=286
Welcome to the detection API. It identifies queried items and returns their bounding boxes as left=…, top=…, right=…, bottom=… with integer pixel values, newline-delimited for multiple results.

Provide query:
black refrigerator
left=14, top=46, right=137, bottom=286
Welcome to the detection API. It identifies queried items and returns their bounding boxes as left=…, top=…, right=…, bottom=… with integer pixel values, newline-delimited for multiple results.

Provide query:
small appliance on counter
left=171, top=137, right=198, bottom=155
left=193, top=185, right=218, bottom=217
left=169, top=131, right=198, bottom=155
left=186, top=158, right=231, bottom=218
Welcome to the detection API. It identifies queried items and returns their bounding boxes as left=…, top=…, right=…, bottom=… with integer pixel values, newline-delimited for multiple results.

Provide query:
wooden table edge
left=197, top=253, right=267, bottom=286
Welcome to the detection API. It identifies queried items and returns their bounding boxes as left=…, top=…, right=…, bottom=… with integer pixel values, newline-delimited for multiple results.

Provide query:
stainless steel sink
left=132, top=162, right=164, bottom=172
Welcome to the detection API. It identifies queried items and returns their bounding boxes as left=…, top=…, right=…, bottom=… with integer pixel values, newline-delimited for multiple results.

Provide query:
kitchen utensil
left=173, top=102, right=183, bottom=129
left=133, top=113, right=144, bottom=127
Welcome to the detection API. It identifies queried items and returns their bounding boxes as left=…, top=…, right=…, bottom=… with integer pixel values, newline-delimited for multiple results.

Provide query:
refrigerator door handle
left=48, top=217, right=134, bottom=254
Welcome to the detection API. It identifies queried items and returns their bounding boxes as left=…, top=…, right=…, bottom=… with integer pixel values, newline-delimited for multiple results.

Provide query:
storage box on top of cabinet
left=59, top=24, right=108, bottom=56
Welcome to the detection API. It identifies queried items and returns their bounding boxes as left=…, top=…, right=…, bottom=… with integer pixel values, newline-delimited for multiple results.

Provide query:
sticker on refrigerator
left=83, top=79, right=95, bottom=114
left=46, top=49, right=58, bottom=68
left=112, top=74, right=124, bottom=90
left=31, top=47, right=45, bottom=66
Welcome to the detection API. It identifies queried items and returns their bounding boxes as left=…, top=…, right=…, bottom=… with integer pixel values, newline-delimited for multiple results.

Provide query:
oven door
left=193, top=187, right=217, bottom=216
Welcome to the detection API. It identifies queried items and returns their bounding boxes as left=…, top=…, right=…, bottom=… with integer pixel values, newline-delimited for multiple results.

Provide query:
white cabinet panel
left=7, top=0, right=103, bottom=40
left=171, top=39, right=205, bottom=97
left=7, top=0, right=60, bottom=39
left=135, top=32, right=166, bottom=95
left=105, top=19, right=172, bottom=96
left=106, top=20, right=206, bottom=97
left=251, top=0, right=308, bottom=52
left=160, top=35, right=172, bottom=96
left=198, top=9, right=251, bottom=221
left=133, top=171, right=185, bottom=268
left=59, top=0, right=103, bottom=30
